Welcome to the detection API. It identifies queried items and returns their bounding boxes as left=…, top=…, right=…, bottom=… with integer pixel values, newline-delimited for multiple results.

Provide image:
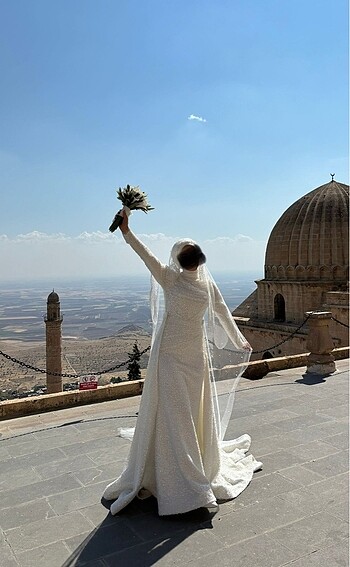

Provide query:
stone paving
left=0, top=360, right=348, bottom=567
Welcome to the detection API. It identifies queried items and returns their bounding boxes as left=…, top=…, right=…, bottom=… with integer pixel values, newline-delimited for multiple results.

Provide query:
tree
left=127, top=342, right=141, bottom=381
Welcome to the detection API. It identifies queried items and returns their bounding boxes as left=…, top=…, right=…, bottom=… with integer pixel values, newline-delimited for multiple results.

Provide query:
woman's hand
left=119, top=209, right=130, bottom=234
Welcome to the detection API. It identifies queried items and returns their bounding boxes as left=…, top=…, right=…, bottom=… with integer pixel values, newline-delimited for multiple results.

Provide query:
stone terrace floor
left=0, top=360, right=348, bottom=567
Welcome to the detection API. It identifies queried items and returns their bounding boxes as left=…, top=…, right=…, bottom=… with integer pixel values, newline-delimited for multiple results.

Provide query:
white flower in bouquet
left=109, top=184, right=154, bottom=232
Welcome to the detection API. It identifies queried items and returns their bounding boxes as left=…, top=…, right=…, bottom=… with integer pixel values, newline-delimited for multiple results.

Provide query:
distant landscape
left=0, top=274, right=257, bottom=392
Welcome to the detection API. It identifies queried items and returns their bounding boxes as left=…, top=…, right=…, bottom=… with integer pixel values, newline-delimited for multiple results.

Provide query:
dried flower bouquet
left=109, top=185, right=154, bottom=232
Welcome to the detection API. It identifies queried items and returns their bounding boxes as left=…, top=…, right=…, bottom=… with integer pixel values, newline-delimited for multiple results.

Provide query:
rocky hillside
left=0, top=326, right=151, bottom=393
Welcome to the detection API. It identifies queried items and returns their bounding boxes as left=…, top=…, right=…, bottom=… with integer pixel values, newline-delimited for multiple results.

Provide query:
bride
left=103, top=212, right=262, bottom=516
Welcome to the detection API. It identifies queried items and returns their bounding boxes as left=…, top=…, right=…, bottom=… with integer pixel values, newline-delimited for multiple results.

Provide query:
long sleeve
left=123, top=230, right=167, bottom=287
left=212, top=282, right=251, bottom=351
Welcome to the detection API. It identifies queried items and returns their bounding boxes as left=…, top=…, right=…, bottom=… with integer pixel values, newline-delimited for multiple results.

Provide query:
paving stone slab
left=231, top=413, right=269, bottom=430
left=258, top=408, right=301, bottom=424
left=278, top=484, right=347, bottom=517
left=323, top=431, right=349, bottom=451
left=103, top=527, right=223, bottom=567
left=232, top=472, right=300, bottom=507
left=277, top=463, right=325, bottom=486
left=278, top=539, right=349, bottom=567
left=60, top=436, right=120, bottom=458
left=5, top=511, right=93, bottom=553
left=79, top=504, right=119, bottom=528
left=209, top=496, right=305, bottom=546
left=84, top=443, right=130, bottom=466
left=0, top=447, right=67, bottom=474
left=72, top=461, right=125, bottom=487
left=64, top=522, right=142, bottom=562
left=250, top=432, right=304, bottom=457
left=34, top=454, right=96, bottom=480
left=0, top=473, right=82, bottom=510
left=0, top=446, right=12, bottom=461
left=267, top=510, right=349, bottom=556
left=307, top=475, right=349, bottom=500
left=326, top=471, right=349, bottom=489
left=271, top=413, right=335, bottom=433
left=185, top=532, right=298, bottom=567
left=0, top=497, right=56, bottom=531
left=326, top=498, right=349, bottom=523
left=48, top=481, right=110, bottom=515
left=0, top=540, right=19, bottom=567
left=318, top=403, right=349, bottom=419
left=14, top=541, right=71, bottom=567
left=226, top=422, right=283, bottom=442
left=0, top=465, right=43, bottom=492
left=253, top=449, right=305, bottom=476
left=288, top=394, right=347, bottom=414
left=5, top=425, right=79, bottom=444
left=6, top=439, right=49, bottom=457
left=309, top=419, right=349, bottom=438
left=302, top=449, right=349, bottom=477
left=123, top=508, right=214, bottom=543
left=287, top=439, right=340, bottom=461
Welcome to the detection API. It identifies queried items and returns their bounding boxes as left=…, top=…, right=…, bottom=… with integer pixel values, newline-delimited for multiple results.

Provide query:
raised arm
left=212, top=282, right=251, bottom=351
left=119, top=211, right=167, bottom=286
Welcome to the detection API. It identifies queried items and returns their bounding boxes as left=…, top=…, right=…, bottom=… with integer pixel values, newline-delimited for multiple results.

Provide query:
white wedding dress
left=103, top=230, right=262, bottom=516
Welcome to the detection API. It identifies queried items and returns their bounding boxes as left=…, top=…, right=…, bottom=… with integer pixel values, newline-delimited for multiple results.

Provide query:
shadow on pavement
left=62, top=497, right=215, bottom=567
left=296, top=372, right=329, bottom=385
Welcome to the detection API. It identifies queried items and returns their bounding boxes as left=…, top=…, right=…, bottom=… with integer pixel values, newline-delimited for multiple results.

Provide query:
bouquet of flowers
left=109, top=184, right=154, bottom=232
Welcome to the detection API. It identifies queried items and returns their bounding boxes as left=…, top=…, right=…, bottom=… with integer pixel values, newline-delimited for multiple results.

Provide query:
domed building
left=233, top=179, right=349, bottom=360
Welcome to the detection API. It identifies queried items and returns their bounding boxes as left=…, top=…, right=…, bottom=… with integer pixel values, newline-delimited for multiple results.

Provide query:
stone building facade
left=233, top=179, right=349, bottom=360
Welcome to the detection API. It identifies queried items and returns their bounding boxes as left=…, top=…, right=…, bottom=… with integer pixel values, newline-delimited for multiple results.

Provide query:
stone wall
left=235, top=319, right=308, bottom=360
left=256, top=280, right=342, bottom=324
left=323, top=291, right=349, bottom=346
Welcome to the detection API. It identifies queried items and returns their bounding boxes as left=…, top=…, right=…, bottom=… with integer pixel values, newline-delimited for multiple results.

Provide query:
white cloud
left=188, top=114, right=207, bottom=123
left=204, top=235, right=253, bottom=245
left=0, top=231, right=265, bottom=281
left=16, top=231, right=69, bottom=241
left=76, top=231, right=115, bottom=242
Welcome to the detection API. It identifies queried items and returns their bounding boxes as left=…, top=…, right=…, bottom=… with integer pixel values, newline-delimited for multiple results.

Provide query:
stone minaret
left=45, top=291, right=63, bottom=393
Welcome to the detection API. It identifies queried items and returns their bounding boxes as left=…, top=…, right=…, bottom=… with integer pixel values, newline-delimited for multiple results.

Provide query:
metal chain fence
left=1, top=312, right=347, bottom=378
left=331, top=315, right=349, bottom=329
left=0, top=345, right=151, bottom=379
left=251, top=313, right=312, bottom=354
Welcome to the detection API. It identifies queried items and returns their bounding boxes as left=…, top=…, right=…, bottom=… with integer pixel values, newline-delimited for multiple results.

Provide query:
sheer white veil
left=150, top=238, right=251, bottom=441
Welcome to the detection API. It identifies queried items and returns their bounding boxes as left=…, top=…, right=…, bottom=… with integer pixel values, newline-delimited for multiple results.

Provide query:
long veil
left=150, top=238, right=252, bottom=441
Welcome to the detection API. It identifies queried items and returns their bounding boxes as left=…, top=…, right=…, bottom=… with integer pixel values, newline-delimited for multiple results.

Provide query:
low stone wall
left=1, top=347, right=348, bottom=421
left=243, top=346, right=349, bottom=380
left=0, top=380, right=144, bottom=421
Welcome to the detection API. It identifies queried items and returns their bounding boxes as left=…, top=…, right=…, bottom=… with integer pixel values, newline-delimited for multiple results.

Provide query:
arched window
left=274, top=293, right=285, bottom=322
left=262, top=351, right=274, bottom=359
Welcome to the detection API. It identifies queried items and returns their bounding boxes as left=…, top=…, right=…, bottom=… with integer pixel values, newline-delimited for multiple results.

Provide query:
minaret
left=45, top=290, right=63, bottom=393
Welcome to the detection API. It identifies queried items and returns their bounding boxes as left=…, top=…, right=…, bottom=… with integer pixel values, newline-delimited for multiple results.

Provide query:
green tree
left=127, top=342, right=142, bottom=381
left=110, top=376, right=122, bottom=384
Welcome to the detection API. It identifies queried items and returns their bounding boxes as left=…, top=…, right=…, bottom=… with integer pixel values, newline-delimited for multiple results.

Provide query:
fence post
left=305, top=311, right=336, bottom=375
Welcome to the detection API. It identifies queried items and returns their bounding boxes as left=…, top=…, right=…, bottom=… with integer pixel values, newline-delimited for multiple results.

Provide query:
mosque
left=233, top=178, right=349, bottom=360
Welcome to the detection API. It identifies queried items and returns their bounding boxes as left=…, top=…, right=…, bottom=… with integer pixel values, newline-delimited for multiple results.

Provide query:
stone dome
left=265, top=180, right=349, bottom=281
left=47, top=290, right=60, bottom=303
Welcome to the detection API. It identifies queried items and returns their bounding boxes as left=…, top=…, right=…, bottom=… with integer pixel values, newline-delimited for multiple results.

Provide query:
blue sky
left=0, top=0, right=348, bottom=280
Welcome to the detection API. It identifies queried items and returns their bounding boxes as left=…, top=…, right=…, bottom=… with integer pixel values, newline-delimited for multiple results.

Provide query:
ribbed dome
left=265, top=180, right=349, bottom=281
